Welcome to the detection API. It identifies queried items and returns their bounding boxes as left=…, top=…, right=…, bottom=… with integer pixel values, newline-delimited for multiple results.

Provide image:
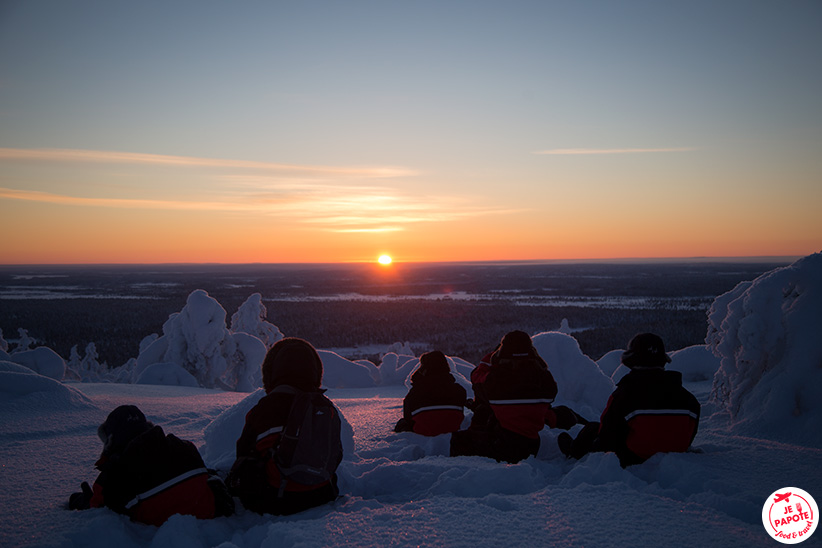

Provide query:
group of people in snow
left=68, top=331, right=700, bottom=525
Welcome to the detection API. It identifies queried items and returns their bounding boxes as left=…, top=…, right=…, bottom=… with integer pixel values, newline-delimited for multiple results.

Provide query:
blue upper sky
left=1, top=1, right=820, bottom=263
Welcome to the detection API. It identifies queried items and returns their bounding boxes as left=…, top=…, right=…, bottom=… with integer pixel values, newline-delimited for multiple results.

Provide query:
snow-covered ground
left=1, top=253, right=820, bottom=547
left=1, top=378, right=819, bottom=548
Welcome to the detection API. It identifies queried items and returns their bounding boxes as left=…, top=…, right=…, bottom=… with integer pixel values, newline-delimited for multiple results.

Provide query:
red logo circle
left=762, top=487, right=818, bottom=544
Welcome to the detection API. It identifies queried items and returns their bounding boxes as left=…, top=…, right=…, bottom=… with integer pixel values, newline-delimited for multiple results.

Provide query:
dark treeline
left=0, top=260, right=790, bottom=367
left=2, top=297, right=709, bottom=367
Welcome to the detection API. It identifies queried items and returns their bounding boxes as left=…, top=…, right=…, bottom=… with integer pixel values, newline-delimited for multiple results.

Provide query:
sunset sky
left=1, top=1, right=820, bottom=264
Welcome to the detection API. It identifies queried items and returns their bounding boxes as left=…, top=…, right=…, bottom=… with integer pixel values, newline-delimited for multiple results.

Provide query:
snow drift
left=7, top=346, right=66, bottom=380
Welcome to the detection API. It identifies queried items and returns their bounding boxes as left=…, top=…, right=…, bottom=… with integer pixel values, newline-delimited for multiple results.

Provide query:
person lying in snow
left=227, top=337, right=343, bottom=516
left=558, top=333, right=701, bottom=467
left=394, top=350, right=467, bottom=436
left=67, top=404, right=234, bottom=525
left=451, top=330, right=563, bottom=463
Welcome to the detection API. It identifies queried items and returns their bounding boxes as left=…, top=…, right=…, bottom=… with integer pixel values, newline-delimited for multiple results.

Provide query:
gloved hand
left=68, top=481, right=93, bottom=510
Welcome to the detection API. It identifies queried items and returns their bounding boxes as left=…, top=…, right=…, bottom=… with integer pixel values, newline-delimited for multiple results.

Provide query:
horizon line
left=0, top=255, right=803, bottom=268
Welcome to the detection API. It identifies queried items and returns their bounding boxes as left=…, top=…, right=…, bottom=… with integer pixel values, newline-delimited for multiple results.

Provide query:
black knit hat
left=418, top=350, right=450, bottom=376
left=621, top=333, right=672, bottom=369
left=496, top=330, right=535, bottom=359
left=262, top=337, right=324, bottom=392
left=98, top=405, right=153, bottom=455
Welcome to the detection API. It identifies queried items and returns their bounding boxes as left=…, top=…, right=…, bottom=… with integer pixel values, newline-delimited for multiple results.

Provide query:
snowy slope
left=1, top=375, right=820, bottom=548
left=2, top=254, right=821, bottom=547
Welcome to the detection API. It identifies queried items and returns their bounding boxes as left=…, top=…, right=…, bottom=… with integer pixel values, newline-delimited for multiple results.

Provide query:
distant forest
left=0, top=260, right=789, bottom=367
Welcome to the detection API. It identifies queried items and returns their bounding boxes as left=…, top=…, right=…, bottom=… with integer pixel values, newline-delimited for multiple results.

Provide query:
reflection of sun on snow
left=378, top=255, right=392, bottom=265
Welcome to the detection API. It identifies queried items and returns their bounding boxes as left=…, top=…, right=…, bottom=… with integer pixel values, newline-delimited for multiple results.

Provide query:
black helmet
left=621, top=333, right=672, bottom=369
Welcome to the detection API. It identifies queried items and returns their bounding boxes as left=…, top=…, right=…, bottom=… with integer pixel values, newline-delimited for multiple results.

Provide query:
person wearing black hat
left=394, top=350, right=467, bottom=436
left=557, top=333, right=701, bottom=467
left=451, top=331, right=559, bottom=463
left=227, top=337, right=343, bottom=515
left=67, top=405, right=234, bottom=525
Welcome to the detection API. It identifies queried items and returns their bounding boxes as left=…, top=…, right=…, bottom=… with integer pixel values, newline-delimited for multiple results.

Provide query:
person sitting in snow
left=557, top=333, right=701, bottom=467
left=451, top=330, right=559, bottom=463
left=227, top=337, right=343, bottom=515
left=394, top=350, right=467, bottom=436
left=67, top=404, right=234, bottom=525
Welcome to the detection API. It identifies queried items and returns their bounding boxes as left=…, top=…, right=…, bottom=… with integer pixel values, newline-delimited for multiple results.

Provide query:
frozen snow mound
left=135, top=362, right=200, bottom=388
left=0, top=360, right=37, bottom=374
left=708, top=253, right=822, bottom=447
left=531, top=332, right=615, bottom=420
left=201, top=388, right=356, bottom=470
left=669, top=345, right=720, bottom=382
left=8, top=347, right=66, bottom=381
left=596, top=349, right=624, bottom=379
left=318, top=350, right=377, bottom=388
left=0, top=361, right=93, bottom=409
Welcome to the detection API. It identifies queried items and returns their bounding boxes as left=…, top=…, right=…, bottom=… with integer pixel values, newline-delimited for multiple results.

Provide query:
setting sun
left=378, top=255, right=392, bottom=265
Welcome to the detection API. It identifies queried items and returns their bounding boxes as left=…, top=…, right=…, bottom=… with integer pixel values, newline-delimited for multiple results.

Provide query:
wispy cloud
left=0, top=147, right=417, bottom=178
left=534, top=147, right=696, bottom=155
left=0, top=148, right=521, bottom=232
left=0, top=183, right=521, bottom=232
left=0, top=187, right=255, bottom=211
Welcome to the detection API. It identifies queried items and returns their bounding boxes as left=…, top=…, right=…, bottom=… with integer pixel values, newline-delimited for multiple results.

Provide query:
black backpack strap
left=268, top=385, right=310, bottom=498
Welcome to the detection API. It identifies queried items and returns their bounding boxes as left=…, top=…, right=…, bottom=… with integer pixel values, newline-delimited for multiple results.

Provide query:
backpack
left=269, top=385, right=343, bottom=489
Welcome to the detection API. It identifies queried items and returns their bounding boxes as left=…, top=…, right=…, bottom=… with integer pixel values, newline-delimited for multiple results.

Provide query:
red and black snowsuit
left=595, top=368, right=700, bottom=466
left=87, top=422, right=231, bottom=526
left=453, top=332, right=558, bottom=463
left=229, top=388, right=341, bottom=515
left=395, top=351, right=467, bottom=436
left=227, top=337, right=342, bottom=515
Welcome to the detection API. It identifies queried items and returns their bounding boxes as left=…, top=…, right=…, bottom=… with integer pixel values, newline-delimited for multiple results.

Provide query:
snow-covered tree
left=377, top=352, right=418, bottom=385
left=14, top=328, right=35, bottom=353
left=139, top=333, right=159, bottom=354
left=64, top=345, right=83, bottom=380
left=0, top=328, right=8, bottom=353
left=230, top=293, right=283, bottom=350
left=384, top=341, right=414, bottom=358
left=80, top=342, right=106, bottom=381
left=709, top=253, right=822, bottom=446
left=136, top=289, right=266, bottom=391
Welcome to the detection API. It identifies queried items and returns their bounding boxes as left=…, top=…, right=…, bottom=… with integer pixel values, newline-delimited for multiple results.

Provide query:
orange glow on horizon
left=0, top=193, right=817, bottom=265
